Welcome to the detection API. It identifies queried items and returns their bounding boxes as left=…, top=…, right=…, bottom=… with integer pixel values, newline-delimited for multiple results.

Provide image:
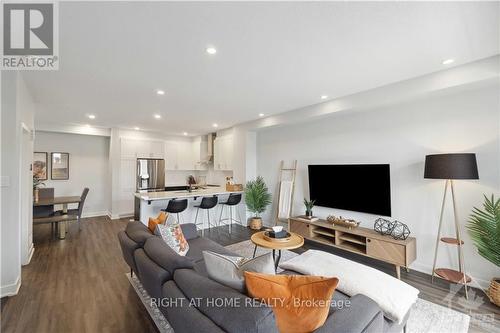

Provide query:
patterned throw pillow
left=202, top=251, right=275, bottom=292
left=155, top=215, right=189, bottom=256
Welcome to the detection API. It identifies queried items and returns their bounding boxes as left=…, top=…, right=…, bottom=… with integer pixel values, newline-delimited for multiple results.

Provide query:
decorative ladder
left=274, top=160, right=297, bottom=228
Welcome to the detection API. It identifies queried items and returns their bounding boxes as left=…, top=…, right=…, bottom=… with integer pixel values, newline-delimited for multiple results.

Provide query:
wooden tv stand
left=289, top=217, right=417, bottom=279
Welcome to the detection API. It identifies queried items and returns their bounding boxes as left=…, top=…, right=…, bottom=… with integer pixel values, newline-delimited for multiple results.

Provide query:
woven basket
left=487, top=278, right=500, bottom=307
left=249, top=217, right=262, bottom=230
left=226, top=184, right=243, bottom=192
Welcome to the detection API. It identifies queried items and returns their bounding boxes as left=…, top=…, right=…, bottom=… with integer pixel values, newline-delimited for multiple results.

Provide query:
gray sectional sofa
left=118, top=221, right=409, bottom=333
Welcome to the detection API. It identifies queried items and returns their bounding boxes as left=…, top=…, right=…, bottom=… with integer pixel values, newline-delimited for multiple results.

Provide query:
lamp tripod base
left=431, top=179, right=469, bottom=300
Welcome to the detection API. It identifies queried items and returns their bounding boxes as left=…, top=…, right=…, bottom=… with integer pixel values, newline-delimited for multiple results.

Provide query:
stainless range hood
left=206, top=133, right=215, bottom=162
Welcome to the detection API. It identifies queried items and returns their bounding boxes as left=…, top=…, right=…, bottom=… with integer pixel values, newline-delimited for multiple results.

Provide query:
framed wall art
left=33, top=152, right=48, bottom=180
left=51, top=152, right=69, bottom=180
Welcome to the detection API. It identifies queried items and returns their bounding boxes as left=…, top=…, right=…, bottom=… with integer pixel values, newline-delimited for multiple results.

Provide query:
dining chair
left=33, top=187, right=56, bottom=235
left=55, top=188, right=90, bottom=230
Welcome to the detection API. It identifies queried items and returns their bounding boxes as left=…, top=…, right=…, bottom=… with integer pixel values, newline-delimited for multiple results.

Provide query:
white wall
left=34, top=132, right=111, bottom=217
left=256, top=82, right=500, bottom=288
left=1, top=72, right=35, bottom=297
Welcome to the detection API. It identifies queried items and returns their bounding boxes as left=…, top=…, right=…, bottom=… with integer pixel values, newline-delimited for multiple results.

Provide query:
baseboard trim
left=108, top=212, right=133, bottom=220
left=82, top=211, right=111, bottom=218
left=0, top=276, right=21, bottom=298
left=23, top=243, right=34, bottom=266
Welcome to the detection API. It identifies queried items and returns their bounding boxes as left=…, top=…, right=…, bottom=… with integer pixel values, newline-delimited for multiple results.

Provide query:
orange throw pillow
left=148, top=211, right=168, bottom=233
left=244, top=272, right=338, bottom=333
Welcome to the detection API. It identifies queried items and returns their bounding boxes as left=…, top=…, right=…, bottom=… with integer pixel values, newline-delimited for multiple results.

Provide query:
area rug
left=127, top=239, right=470, bottom=333
left=228, top=240, right=470, bottom=333
left=126, top=273, right=174, bottom=333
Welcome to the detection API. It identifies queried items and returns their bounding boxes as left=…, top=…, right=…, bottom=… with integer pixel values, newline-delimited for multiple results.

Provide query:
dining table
left=33, top=196, right=81, bottom=239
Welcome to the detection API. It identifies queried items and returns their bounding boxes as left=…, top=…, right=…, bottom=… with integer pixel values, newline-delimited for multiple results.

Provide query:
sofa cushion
left=155, top=216, right=189, bottom=256
left=244, top=271, right=339, bottom=333
left=117, top=230, right=140, bottom=273
left=125, top=221, right=154, bottom=246
left=161, top=281, right=225, bottom=333
left=143, top=237, right=194, bottom=274
left=174, top=269, right=278, bottom=333
left=134, top=249, right=172, bottom=299
left=186, top=237, right=237, bottom=262
left=203, top=251, right=275, bottom=292
left=314, top=294, right=384, bottom=333
left=180, top=223, right=199, bottom=241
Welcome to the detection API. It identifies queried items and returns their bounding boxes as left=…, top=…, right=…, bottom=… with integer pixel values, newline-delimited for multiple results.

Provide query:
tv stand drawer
left=366, top=238, right=405, bottom=266
left=290, top=220, right=311, bottom=238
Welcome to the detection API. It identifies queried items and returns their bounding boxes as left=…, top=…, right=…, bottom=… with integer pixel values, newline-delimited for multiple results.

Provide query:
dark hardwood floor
left=1, top=216, right=498, bottom=333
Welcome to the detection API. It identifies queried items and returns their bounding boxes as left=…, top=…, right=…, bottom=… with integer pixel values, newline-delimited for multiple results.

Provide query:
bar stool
left=162, top=198, right=188, bottom=223
left=218, top=193, right=242, bottom=234
left=194, top=196, right=218, bottom=236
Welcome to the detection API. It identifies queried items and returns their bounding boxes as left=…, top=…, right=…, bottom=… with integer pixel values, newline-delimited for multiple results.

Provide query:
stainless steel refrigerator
left=136, top=158, right=165, bottom=191
left=134, top=158, right=165, bottom=220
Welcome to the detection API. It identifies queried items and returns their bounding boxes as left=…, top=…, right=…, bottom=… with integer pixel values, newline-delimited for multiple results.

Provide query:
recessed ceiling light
left=442, top=59, right=455, bottom=65
left=134, top=127, right=140, bottom=130
left=156, top=90, right=165, bottom=95
left=154, top=114, right=161, bottom=119
left=183, top=132, right=188, bottom=136
left=206, top=47, right=217, bottom=55
left=212, top=123, right=218, bottom=128
left=321, top=95, right=328, bottom=100
left=259, top=113, right=265, bottom=117
left=88, top=114, right=96, bottom=119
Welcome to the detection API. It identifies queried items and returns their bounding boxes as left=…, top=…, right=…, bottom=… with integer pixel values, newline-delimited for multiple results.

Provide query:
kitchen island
left=135, top=186, right=244, bottom=227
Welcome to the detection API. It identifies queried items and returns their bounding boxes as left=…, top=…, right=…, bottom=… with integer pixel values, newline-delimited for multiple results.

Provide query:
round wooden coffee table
left=251, top=231, right=304, bottom=271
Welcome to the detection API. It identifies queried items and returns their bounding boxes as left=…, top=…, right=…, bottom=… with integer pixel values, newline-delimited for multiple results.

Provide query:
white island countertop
left=135, top=186, right=243, bottom=202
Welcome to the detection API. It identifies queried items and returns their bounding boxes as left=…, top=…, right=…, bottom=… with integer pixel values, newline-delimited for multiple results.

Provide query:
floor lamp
left=424, top=153, right=479, bottom=300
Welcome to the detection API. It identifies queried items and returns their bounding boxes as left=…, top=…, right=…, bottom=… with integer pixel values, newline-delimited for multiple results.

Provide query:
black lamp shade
left=424, top=153, right=479, bottom=180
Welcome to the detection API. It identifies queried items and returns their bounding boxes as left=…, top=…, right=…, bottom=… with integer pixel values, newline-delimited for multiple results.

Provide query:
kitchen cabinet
left=121, top=138, right=164, bottom=159
left=164, top=141, right=179, bottom=170
left=177, top=141, right=195, bottom=170
left=192, top=137, right=208, bottom=170
left=165, top=140, right=196, bottom=170
left=214, top=135, right=233, bottom=171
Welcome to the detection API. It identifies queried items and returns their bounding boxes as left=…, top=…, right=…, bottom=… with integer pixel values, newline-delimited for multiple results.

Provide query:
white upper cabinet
left=120, top=138, right=141, bottom=158
left=192, top=137, right=208, bottom=170
left=177, top=141, right=195, bottom=170
left=164, top=141, right=179, bottom=170
left=121, top=135, right=232, bottom=171
left=149, top=141, right=165, bottom=158
left=214, top=135, right=233, bottom=171
left=121, top=138, right=165, bottom=159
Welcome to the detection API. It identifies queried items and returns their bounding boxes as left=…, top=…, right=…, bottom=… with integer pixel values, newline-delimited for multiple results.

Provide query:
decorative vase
left=488, top=277, right=500, bottom=307
left=34, top=188, right=39, bottom=202
left=249, top=217, right=262, bottom=230
left=305, top=210, right=312, bottom=217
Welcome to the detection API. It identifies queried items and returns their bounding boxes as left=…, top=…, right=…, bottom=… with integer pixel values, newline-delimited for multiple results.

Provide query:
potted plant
left=245, top=176, right=272, bottom=230
left=33, top=176, right=45, bottom=202
left=304, top=198, right=315, bottom=217
left=467, top=195, right=500, bottom=306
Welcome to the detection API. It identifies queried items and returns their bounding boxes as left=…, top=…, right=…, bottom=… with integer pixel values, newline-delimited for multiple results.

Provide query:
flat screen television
left=308, top=164, right=391, bottom=216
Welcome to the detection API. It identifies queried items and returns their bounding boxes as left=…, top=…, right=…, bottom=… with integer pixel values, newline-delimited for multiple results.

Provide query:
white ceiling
left=24, top=1, right=499, bottom=135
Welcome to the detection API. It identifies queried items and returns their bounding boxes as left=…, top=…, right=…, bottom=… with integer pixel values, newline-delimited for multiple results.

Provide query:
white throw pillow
left=203, top=251, right=275, bottom=292
left=155, top=215, right=189, bottom=256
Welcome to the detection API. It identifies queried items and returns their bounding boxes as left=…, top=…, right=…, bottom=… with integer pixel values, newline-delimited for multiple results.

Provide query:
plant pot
left=249, top=217, right=263, bottom=230
left=305, top=210, right=313, bottom=217
left=487, top=277, right=500, bottom=307
left=34, top=189, right=39, bottom=203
